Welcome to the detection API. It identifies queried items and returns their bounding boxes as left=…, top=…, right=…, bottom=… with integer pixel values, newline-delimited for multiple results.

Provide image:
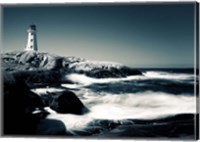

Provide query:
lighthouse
left=25, top=24, right=38, bottom=51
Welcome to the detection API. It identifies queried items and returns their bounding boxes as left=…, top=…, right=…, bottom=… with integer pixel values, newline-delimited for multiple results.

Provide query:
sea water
left=33, top=69, right=197, bottom=134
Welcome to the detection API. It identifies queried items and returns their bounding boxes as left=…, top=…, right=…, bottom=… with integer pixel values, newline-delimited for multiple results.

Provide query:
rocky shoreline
left=2, top=51, right=197, bottom=139
left=2, top=51, right=142, bottom=79
left=2, top=51, right=142, bottom=135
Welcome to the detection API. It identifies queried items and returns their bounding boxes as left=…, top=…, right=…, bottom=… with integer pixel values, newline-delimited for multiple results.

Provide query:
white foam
left=87, top=92, right=195, bottom=120
left=64, top=71, right=194, bottom=87
left=31, top=88, right=65, bottom=95
left=64, top=74, right=144, bottom=86
left=45, top=91, right=195, bottom=131
left=32, top=71, right=195, bottom=132
left=61, top=84, right=84, bottom=89
left=144, top=71, right=194, bottom=80
left=45, top=107, right=93, bottom=132
left=69, top=60, right=122, bottom=72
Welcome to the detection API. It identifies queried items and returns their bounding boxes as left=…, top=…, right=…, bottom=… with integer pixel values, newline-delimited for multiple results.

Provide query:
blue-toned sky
left=2, top=3, right=196, bottom=68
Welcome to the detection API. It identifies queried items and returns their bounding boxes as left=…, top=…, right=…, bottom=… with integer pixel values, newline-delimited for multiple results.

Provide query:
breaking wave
left=64, top=74, right=143, bottom=85
left=32, top=70, right=196, bottom=133
left=43, top=91, right=195, bottom=131
left=143, top=71, right=194, bottom=80
left=64, top=71, right=194, bottom=86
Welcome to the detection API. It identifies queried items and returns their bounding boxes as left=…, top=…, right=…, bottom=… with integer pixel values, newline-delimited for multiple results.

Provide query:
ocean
left=33, top=68, right=198, bottom=139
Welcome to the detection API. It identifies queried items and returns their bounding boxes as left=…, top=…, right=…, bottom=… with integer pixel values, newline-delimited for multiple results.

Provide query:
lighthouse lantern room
left=25, top=25, right=38, bottom=51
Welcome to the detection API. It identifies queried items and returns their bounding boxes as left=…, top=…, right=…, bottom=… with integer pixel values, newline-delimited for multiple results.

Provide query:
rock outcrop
left=1, top=50, right=142, bottom=135
left=2, top=72, right=75, bottom=135
left=2, top=51, right=142, bottom=79
left=3, top=72, right=45, bottom=134
left=48, top=91, right=88, bottom=114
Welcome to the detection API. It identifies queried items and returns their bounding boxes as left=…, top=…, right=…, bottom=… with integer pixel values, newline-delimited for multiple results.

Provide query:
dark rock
left=36, top=119, right=67, bottom=135
left=3, top=72, right=45, bottom=135
left=120, top=66, right=142, bottom=76
left=9, top=70, right=62, bottom=88
left=40, top=94, right=54, bottom=107
left=48, top=91, right=88, bottom=114
left=73, top=66, right=142, bottom=79
left=3, top=72, right=44, bottom=108
left=92, top=114, right=195, bottom=139
left=86, top=69, right=122, bottom=78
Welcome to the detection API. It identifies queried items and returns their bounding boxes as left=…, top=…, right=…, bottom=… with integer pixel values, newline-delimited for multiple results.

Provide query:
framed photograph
left=1, top=2, right=199, bottom=140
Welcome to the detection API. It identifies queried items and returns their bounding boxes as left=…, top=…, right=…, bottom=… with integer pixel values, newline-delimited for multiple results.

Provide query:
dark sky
left=2, top=3, right=196, bottom=68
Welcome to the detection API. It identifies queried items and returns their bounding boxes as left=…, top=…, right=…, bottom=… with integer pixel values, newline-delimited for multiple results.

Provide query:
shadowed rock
left=3, top=72, right=45, bottom=135
left=48, top=91, right=88, bottom=114
left=36, top=119, right=67, bottom=135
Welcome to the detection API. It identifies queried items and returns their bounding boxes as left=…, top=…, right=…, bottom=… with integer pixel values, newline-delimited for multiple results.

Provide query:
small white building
left=25, top=25, right=38, bottom=51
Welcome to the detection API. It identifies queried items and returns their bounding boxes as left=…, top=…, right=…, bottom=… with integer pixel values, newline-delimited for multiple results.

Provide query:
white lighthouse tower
left=25, top=24, right=38, bottom=51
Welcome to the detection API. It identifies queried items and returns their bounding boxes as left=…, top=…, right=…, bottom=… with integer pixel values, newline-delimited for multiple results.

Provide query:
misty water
left=32, top=69, right=197, bottom=136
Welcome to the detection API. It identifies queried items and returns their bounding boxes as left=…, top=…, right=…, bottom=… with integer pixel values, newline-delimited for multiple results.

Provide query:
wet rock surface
left=48, top=91, right=88, bottom=114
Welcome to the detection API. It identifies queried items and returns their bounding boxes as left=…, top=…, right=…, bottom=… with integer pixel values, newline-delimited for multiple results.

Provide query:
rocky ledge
left=2, top=51, right=142, bottom=79
left=3, top=72, right=88, bottom=135
left=2, top=50, right=142, bottom=135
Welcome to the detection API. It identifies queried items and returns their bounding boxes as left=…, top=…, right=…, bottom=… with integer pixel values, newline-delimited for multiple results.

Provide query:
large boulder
left=3, top=72, right=44, bottom=109
left=48, top=91, right=88, bottom=114
left=36, top=119, right=67, bottom=135
left=66, top=61, right=142, bottom=78
left=18, top=51, right=37, bottom=64
left=85, top=67, right=142, bottom=78
left=39, top=55, right=63, bottom=70
left=3, top=72, right=45, bottom=134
